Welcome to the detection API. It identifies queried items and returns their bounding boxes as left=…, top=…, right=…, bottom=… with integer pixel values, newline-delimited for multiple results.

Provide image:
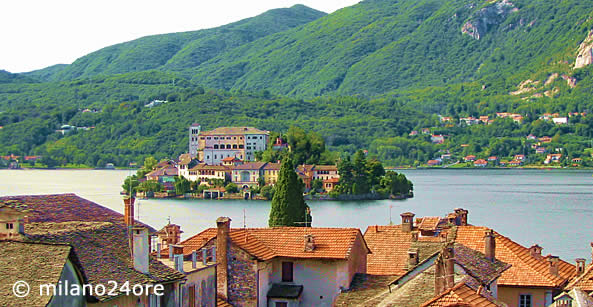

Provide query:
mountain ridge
left=25, top=4, right=326, bottom=82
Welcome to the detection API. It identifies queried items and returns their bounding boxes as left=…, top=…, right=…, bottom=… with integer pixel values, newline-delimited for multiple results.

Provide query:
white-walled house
left=160, top=217, right=371, bottom=307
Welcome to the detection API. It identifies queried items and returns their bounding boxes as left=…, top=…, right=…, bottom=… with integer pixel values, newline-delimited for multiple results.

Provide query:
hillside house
left=474, top=159, right=488, bottom=167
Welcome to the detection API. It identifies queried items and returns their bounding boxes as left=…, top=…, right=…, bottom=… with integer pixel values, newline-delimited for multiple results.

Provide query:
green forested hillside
left=2, top=0, right=593, bottom=167
left=25, top=5, right=325, bottom=82
left=190, top=0, right=593, bottom=97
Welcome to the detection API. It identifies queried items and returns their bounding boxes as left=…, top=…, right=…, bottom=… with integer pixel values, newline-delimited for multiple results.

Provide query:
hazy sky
left=0, top=0, right=360, bottom=73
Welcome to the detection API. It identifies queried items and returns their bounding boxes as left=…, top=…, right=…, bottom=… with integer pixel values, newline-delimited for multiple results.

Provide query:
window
left=519, top=294, right=532, bottom=307
left=282, top=262, right=293, bottom=282
left=6, top=223, right=14, bottom=229
left=207, top=137, right=211, bottom=140
left=275, top=303, right=287, bottom=307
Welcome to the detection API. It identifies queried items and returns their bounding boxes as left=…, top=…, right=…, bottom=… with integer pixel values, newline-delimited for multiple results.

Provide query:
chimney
left=172, top=245, right=184, bottom=273
left=192, top=250, right=197, bottom=269
left=124, top=196, right=135, bottom=226
left=400, top=212, right=415, bottom=232
left=216, top=217, right=231, bottom=299
left=408, top=248, right=419, bottom=268
left=576, top=258, right=586, bottom=276
left=484, top=229, right=496, bottom=262
left=454, top=208, right=468, bottom=226
left=304, top=234, right=315, bottom=252
left=131, top=226, right=149, bottom=274
left=435, top=245, right=455, bottom=295
left=444, top=245, right=455, bottom=290
left=548, top=256, right=559, bottom=276
left=435, top=257, right=445, bottom=295
left=411, top=231, right=419, bottom=242
left=529, top=244, right=543, bottom=259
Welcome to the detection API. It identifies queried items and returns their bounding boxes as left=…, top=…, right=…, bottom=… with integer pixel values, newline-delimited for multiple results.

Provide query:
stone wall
left=227, top=243, right=258, bottom=307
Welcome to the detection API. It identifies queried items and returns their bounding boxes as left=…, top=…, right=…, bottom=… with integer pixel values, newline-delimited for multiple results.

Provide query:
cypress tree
left=268, top=157, right=312, bottom=227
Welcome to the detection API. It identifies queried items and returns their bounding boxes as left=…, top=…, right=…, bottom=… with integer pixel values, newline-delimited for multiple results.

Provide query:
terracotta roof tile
left=162, top=227, right=368, bottom=261
left=455, top=226, right=574, bottom=288
left=419, top=217, right=441, bottom=231
left=364, top=225, right=414, bottom=275
left=566, top=263, right=593, bottom=292
left=421, top=279, right=506, bottom=307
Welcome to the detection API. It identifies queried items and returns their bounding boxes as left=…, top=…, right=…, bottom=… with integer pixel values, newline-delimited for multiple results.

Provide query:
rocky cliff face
left=462, top=0, right=517, bottom=40
left=574, top=30, right=593, bottom=69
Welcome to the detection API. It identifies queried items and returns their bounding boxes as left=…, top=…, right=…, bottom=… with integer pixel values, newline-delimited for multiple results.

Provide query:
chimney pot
left=131, top=226, right=149, bottom=274
left=529, top=244, right=543, bottom=259
left=408, top=248, right=419, bottom=268
left=174, top=254, right=184, bottom=273
left=576, top=258, right=586, bottom=276
left=484, top=229, right=496, bottom=262
left=454, top=208, right=468, bottom=226
left=304, top=234, right=315, bottom=252
left=123, top=197, right=135, bottom=226
left=192, top=250, right=197, bottom=269
left=400, top=212, right=415, bottom=232
left=548, top=256, right=559, bottom=276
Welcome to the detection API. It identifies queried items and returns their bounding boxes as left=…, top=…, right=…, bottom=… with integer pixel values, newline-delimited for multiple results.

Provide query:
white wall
left=260, top=258, right=348, bottom=307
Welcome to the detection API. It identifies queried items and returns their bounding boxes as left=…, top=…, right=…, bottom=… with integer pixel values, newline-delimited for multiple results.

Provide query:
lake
left=1, top=168, right=592, bottom=262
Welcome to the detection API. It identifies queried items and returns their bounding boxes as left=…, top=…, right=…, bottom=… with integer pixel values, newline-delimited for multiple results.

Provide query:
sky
left=0, top=0, right=360, bottom=73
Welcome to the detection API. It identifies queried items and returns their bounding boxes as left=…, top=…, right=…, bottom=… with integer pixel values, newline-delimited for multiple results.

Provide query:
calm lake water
left=1, top=169, right=592, bottom=263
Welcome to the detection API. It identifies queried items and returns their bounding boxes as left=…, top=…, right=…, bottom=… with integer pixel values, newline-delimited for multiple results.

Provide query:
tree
left=225, top=182, right=239, bottom=193
left=269, top=157, right=311, bottom=227
left=122, top=175, right=139, bottom=195
left=381, top=171, right=413, bottom=196
left=260, top=185, right=275, bottom=200
left=137, top=180, right=162, bottom=192
left=174, top=176, right=191, bottom=195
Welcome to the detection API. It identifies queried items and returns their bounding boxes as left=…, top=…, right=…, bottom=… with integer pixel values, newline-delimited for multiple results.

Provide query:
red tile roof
left=364, top=225, right=443, bottom=276
left=162, top=227, right=369, bottom=261
left=455, top=226, right=575, bottom=288
left=418, top=217, right=441, bottom=231
left=421, top=280, right=505, bottom=307
left=566, top=264, right=593, bottom=292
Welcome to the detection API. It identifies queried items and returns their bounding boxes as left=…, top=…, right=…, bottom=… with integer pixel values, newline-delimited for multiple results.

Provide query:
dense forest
left=2, top=0, right=593, bottom=167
